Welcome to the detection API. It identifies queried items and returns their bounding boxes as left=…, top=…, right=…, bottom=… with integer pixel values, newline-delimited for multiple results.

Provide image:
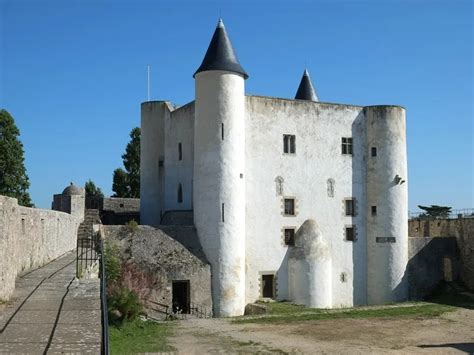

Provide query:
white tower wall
left=194, top=70, right=246, bottom=317
left=140, top=101, right=170, bottom=226
left=366, top=106, right=408, bottom=304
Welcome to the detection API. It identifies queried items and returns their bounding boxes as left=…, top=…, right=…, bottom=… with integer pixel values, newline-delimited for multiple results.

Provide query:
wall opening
left=261, top=274, right=275, bottom=298
left=177, top=183, right=183, bottom=203
left=178, top=142, right=182, bottom=160
left=172, top=280, right=190, bottom=314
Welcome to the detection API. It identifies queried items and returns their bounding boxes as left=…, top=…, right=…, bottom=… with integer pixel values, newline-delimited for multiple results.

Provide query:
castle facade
left=140, top=19, right=408, bottom=317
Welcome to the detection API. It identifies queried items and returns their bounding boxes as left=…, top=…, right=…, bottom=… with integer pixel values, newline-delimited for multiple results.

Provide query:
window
left=221, top=123, right=224, bottom=140
left=221, top=203, right=225, bottom=222
left=371, top=147, right=377, bottom=157
left=345, top=226, right=355, bottom=241
left=284, top=228, right=295, bottom=246
left=341, top=137, right=353, bottom=155
left=371, top=205, right=377, bottom=216
left=284, top=198, right=295, bottom=216
left=178, top=143, right=182, bottom=160
left=177, top=184, right=183, bottom=203
left=283, top=135, right=296, bottom=154
left=119, top=203, right=124, bottom=208
left=345, top=199, right=355, bottom=216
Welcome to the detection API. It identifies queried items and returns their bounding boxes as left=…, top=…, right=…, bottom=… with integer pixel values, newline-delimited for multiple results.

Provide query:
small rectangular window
left=345, top=199, right=355, bottom=216
left=261, top=274, right=275, bottom=298
left=371, top=147, right=377, bottom=157
left=283, top=135, right=296, bottom=154
left=284, top=198, right=295, bottom=216
left=178, top=143, right=182, bottom=160
left=371, top=206, right=377, bottom=216
left=345, top=226, right=355, bottom=241
left=284, top=228, right=295, bottom=246
left=342, top=137, right=353, bottom=155
left=221, top=123, right=224, bottom=140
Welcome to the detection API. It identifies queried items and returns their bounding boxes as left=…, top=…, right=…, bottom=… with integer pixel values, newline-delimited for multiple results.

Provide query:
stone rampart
left=0, top=195, right=80, bottom=300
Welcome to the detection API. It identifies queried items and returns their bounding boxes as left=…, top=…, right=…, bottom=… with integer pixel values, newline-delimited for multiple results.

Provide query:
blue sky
left=1, top=0, right=472, bottom=211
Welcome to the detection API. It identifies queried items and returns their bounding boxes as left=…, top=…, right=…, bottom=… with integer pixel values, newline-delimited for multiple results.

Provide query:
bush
left=108, top=286, right=143, bottom=325
left=104, top=243, right=122, bottom=283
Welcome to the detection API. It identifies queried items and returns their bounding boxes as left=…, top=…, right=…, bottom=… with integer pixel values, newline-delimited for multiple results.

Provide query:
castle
left=140, top=19, right=409, bottom=317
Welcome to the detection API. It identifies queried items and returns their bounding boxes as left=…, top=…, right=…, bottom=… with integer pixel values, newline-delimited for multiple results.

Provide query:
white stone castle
left=140, top=19, right=408, bottom=317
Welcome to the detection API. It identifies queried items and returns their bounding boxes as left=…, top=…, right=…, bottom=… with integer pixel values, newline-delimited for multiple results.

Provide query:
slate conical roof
left=295, top=69, right=319, bottom=101
left=194, top=19, right=248, bottom=79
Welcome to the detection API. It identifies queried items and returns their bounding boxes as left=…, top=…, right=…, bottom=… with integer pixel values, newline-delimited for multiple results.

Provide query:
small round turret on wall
left=365, top=105, right=408, bottom=304
left=289, top=219, right=332, bottom=308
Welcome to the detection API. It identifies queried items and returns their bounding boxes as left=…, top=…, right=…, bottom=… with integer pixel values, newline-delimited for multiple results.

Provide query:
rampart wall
left=0, top=195, right=80, bottom=300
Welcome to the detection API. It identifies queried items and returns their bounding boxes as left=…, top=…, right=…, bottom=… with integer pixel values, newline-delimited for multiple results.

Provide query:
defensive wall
left=409, top=217, right=474, bottom=291
left=0, top=195, right=80, bottom=300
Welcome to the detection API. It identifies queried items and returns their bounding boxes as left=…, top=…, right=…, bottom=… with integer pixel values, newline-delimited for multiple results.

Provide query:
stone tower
left=193, top=19, right=247, bottom=317
left=365, top=106, right=408, bottom=304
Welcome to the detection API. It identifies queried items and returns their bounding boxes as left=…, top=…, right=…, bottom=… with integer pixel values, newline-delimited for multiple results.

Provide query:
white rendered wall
left=366, top=106, right=408, bottom=304
left=140, top=101, right=171, bottom=226
left=194, top=71, right=246, bottom=317
left=164, top=103, right=194, bottom=211
left=245, top=96, right=367, bottom=307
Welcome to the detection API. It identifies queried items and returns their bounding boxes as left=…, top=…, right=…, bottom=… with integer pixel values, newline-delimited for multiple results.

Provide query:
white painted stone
left=193, top=70, right=246, bottom=317
left=289, top=219, right=332, bottom=308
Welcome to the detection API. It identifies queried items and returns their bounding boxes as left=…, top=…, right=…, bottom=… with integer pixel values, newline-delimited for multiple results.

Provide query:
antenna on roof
left=147, top=65, right=151, bottom=101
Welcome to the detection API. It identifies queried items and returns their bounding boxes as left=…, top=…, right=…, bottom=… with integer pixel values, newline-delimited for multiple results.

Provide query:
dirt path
left=168, top=309, right=474, bottom=354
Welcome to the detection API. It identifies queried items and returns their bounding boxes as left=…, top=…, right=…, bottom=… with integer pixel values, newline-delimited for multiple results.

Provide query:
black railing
left=76, top=233, right=100, bottom=278
left=99, top=237, right=109, bottom=355
left=189, top=302, right=212, bottom=318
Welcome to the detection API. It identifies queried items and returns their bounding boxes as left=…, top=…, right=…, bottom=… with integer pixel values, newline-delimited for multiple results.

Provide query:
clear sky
left=1, top=0, right=472, bottom=211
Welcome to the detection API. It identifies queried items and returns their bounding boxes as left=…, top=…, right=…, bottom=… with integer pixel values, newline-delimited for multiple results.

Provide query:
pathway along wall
left=0, top=195, right=80, bottom=300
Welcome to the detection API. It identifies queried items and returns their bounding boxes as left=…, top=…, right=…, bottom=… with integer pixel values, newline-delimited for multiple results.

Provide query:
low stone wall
left=409, top=217, right=474, bottom=290
left=0, top=195, right=80, bottom=300
left=407, top=237, right=459, bottom=299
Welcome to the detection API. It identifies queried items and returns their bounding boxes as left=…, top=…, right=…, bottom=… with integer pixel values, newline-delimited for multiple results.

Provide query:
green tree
left=418, top=205, right=452, bottom=218
left=85, top=179, right=104, bottom=198
left=0, top=109, right=33, bottom=207
left=112, top=127, right=140, bottom=198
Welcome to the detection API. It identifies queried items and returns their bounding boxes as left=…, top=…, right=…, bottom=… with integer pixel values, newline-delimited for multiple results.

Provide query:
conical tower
left=193, top=19, right=247, bottom=317
left=295, top=69, right=319, bottom=101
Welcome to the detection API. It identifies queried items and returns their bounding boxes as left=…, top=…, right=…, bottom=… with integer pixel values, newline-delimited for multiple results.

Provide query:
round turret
left=193, top=19, right=247, bottom=317
left=289, top=219, right=332, bottom=308
left=62, top=182, right=85, bottom=196
left=365, top=105, right=408, bottom=304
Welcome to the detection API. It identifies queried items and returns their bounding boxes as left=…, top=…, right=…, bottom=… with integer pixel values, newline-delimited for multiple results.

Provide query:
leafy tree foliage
left=418, top=205, right=452, bottom=218
left=112, top=127, right=140, bottom=198
left=0, top=109, right=33, bottom=207
left=85, top=179, right=104, bottom=198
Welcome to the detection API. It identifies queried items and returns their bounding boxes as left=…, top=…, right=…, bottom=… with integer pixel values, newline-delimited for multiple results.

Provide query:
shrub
left=104, top=243, right=122, bottom=283
left=108, top=286, right=143, bottom=325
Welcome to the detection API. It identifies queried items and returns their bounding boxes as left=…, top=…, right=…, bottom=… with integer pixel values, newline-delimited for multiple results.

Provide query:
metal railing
left=76, top=233, right=100, bottom=277
left=409, top=208, right=474, bottom=220
left=189, top=302, right=212, bottom=318
left=99, top=237, right=109, bottom=355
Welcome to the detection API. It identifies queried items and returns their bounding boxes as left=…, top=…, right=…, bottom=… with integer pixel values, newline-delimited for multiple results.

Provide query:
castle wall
left=140, top=101, right=171, bottom=226
left=164, top=102, right=195, bottom=211
left=365, top=106, right=408, bottom=304
left=194, top=71, right=246, bottom=316
left=0, top=195, right=79, bottom=300
left=244, top=96, right=367, bottom=307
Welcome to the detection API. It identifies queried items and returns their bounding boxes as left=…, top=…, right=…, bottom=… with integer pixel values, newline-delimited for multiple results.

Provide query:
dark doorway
left=262, top=274, right=275, bottom=298
left=172, top=280, right=190, bottom=314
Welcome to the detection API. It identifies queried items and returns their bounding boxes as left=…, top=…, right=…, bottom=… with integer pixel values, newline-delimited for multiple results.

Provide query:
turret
left=193, top=19, right=247, bottom=316
left=365, top=105, right=408, bottom=304
left=295, top=69, right=319, bottom=101
left=140, top=101, right=171, bottom=226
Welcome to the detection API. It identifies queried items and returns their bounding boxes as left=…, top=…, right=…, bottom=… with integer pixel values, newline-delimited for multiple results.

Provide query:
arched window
left=178, top=183, right=183, bottom=203
left=275, top=176, right=284, bottom=196
left=327, top=179, right=335, bottom=198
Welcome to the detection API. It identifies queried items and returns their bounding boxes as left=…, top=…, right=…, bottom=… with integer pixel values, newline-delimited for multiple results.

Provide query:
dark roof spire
left=194, top=19, right=248, bottom=79
left=295, top=69, right=319, bottom=101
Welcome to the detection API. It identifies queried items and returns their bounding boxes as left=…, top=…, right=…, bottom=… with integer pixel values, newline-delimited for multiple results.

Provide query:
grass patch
left=109, top=318, right=175, bottom=354
left=234, top=302, right=457, bottom=324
